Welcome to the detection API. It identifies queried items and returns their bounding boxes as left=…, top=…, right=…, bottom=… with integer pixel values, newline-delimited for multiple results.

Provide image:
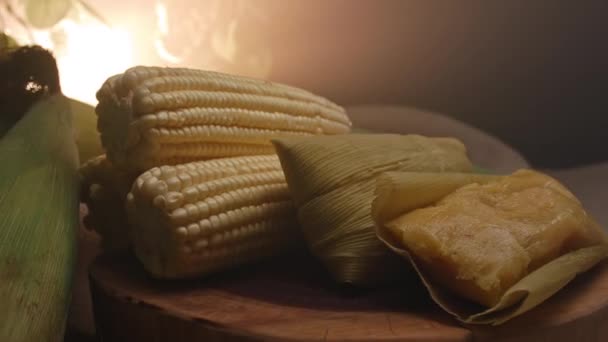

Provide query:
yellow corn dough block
left=385, top=169, right=607, bottom=307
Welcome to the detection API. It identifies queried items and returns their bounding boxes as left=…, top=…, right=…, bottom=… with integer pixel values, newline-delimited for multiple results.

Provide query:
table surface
left=88, top=250, right=608, bottom=342
left=65, top=107, right=607, bottom=341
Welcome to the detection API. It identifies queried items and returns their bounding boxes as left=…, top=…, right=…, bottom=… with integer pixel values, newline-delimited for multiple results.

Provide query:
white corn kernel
left=126, top=154, right=300, bottom=278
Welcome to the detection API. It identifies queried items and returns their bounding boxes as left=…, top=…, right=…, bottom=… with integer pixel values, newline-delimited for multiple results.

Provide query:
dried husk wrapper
left=272, top=134, right=473, bottom=286
left=372, top=170, right=608, bottom=325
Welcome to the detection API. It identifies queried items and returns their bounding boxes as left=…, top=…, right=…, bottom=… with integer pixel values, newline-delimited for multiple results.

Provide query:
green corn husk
left=0, top=33, right=18, bottom=53
left=272, top=134, right=473, bottom=286
left=69, top=98, right=103, bottom=163
left=0, top=43, right=101, bottom=163
left=0, top=94, right=79, bottom=341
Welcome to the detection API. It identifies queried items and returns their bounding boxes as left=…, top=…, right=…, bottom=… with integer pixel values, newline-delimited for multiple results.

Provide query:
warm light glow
left=155, top=2, right=169, bottom=36
left=211, top=20, right=238, bottom=63
left=2, top=0, right=273, bottom=104
left=154, top=38, right=182, bottom=65
left=154, top=1, right=182, bottom=64
left=52, top=20, right=133, bottom=105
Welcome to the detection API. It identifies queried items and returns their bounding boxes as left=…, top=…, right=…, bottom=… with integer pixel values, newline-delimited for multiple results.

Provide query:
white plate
left=346, top=105, right=529, bottom=173
left=545, top=164, right=608, bottom=227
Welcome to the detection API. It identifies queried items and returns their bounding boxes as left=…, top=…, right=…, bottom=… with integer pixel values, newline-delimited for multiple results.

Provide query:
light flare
left=2, top=0, right=275, bottom=103
left=155, top=2, right=169, bottom=36
left=154, top=0, right=182, bottom=65
left=54, top=19, right=133, bottom=105
left=153, top=38, right=182, bottom=64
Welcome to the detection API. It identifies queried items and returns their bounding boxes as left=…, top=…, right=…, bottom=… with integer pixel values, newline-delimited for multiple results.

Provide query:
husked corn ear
left=96, top=66, right=351, bottom=173
left=80, top=154, right=135, bottom=192
left=80, top=155, right=136, bottom=250
left=126, top=154, right=300, bottom=278
left=81, top=183, right=129, bottom=251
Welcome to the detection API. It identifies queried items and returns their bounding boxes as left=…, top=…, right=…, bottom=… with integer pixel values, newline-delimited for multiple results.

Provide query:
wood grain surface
left=89, top=251, right=608, bottom=342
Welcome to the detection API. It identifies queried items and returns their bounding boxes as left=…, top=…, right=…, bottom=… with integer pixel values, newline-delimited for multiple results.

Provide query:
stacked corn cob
left=81, top=66, right=351, bottom=277
left=126, top=155, right=299, bottom=277
left=95, top=66, right=350, bottom=173
left=80, top=155, right=136, bottom=251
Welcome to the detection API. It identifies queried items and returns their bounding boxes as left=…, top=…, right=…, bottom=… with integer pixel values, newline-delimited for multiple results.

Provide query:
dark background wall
left=97, top=0, right=608, bottom=168
left=254, top=0, right=607, bottom=168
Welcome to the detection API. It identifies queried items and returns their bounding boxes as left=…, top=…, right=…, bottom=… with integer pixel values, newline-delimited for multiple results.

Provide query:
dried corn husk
left=0, top=94, right=79, bottom=341
left=371, top=171, right=501, bottom=223
left=272, top=134, right=473, bottom=285
left=372, top=169, right=608, bottom=324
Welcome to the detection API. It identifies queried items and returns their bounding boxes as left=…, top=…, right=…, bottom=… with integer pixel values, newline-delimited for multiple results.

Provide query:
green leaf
left=0, top=33, right=18, bottom=53
left=24, top=0, right=73, bottom=29
left=0, top=94, right=79, bottom=341
left=77, top=0, right=109, bottom=26
left=68, top=97, right=103, bottom=163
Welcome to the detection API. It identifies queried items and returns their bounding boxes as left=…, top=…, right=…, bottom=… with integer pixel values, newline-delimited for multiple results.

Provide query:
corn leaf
left=68, top=97, right=102, bottom=163
left=77, top=0, right=110, bottom=27
left=0, top=32, right=18, bottom=52
left=0, top=94, right=79, bottom=341
left=24, top=0, right=72, bottom=29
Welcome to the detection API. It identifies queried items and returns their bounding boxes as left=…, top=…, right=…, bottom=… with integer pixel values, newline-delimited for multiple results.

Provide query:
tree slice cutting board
left=89, top=252, right=608, bottom=342
left=86, top=106, right=606, bottom=341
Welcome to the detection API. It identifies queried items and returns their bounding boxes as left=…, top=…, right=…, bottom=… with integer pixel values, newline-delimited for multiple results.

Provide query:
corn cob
left=126, top=154, right=299, bottom=278
left=96, top=66, right=351, bottom=173
left=79, top=155, right=137, bottom=250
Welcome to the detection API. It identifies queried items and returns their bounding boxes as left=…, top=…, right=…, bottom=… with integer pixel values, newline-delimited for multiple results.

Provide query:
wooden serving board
left=89, top=252, right=608, bottom=342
